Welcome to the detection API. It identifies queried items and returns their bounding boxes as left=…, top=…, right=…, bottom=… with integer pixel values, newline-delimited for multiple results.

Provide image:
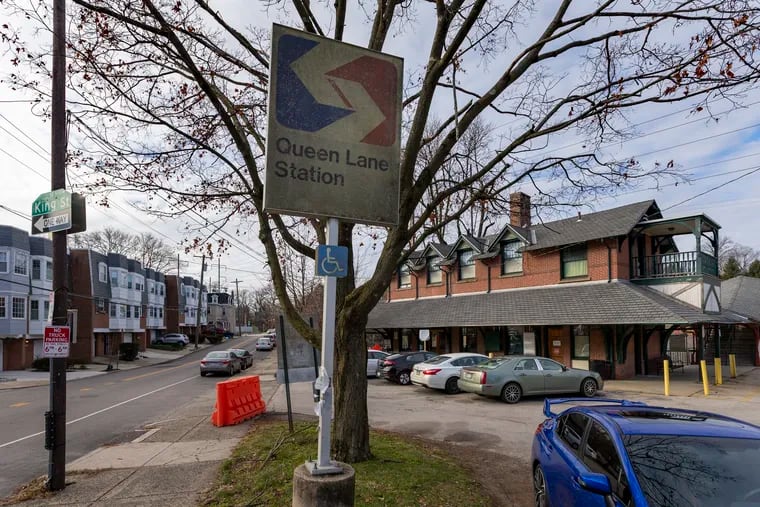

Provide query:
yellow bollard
left=715, top=360, right=723, bottom=385
left=700, top=360, right=709, bottom=396
left=663, top=359, right=670, bottom=396
left=488, top=352, right=493, bottom=359
left=729, top=354, right=737, bottom=378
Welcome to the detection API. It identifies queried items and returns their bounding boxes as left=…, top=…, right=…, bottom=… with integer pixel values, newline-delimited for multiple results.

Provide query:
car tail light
left=384, top=360, right=395, bottom=366
left=422, top=368, right=441, bottom=375
left=480, top=372, right=487, bottom=385
left=535, top=422, right=544, bottom=435
left=200, top=360, right=207, bottom=365
left=222, top=360, right=230, bottom=365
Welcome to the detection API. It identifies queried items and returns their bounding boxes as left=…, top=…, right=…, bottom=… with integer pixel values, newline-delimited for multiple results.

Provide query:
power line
left=0, top=204, right=31, bottom=221
left=662, top=166, right=760, bottom=212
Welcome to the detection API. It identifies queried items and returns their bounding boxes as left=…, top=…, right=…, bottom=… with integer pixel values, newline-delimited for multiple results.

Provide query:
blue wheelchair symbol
left=316, top=245, right=348, bottom=278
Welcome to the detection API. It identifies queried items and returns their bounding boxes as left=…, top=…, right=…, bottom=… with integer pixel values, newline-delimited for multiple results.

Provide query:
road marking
left=123, top=362, right=191, bottom=382
left=80, top=388, right=92, bottom=392
left=131, top=428, right=159, bottom=443
left=10, top=402, right=30, bottom=408
left=0, top=375, right=197, bottom=449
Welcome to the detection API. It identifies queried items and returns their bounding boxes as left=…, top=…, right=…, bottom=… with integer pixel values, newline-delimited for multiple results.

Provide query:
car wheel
left=200, top=371, right=206, bottom=377
left=501, top=382, right=522, bottom=404
left=444, top=377, right=460, bottom=394
left=228, top=366, right=234, bottom=376
left=533, top=464, right=550, bottom=507
left=581, top=378, right=598, bottom=398
left=398, top=371, right=411, bottom=385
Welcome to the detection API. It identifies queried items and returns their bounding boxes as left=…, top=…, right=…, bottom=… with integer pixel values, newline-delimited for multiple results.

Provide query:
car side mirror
left=576, top=472, right=611, bottom=496
left=562, top=366, right=568, bottom=372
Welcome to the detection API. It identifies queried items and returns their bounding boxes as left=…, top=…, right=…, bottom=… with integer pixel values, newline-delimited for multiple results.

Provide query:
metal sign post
left=307, top=218, right=343, bottom=475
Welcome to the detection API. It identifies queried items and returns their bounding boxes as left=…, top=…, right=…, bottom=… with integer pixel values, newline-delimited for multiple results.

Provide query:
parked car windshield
left=423, top=355, right=450, bottom=365
left=206, top=352, right=228, bottom=359
left=623, top=434, right=760, bottom=506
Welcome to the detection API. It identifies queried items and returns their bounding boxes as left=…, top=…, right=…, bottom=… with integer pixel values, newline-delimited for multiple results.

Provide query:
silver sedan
left=458, top=356, right=603, bottom=403
left=200, top=351, right=243, bottom=376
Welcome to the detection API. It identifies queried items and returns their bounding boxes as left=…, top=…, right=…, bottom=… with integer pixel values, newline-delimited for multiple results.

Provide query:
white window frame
left=30, top=299, right=40, bottom=320
left=46, top=260, right=53, bottom=281
left=0, top=250, right=8, bottom=273
left=14, top=251, right=28, bottom=276
left=99, top=263, right=108, bottom=283
left=11, top=296, right=26, bottom=319
left=0, top=296, right=6, bottom=318
left=32, top=259, right=42, bottom=280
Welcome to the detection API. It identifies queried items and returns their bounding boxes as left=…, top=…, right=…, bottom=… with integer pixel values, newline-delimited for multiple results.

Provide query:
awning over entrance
left=368, top=281, right=746, bottom=329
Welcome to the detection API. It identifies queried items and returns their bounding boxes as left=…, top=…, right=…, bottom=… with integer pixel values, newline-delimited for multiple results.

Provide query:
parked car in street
left=411, top=352, right=489, bottom=394
left=199, top=350, right=242, bottom=376
left=532, top=398, right=760, bottom=507
left=367, top=349, right=390, bottom=377
left=255, top=336, right=274, bottom=351
left=227, top=348, right=253, bottom=369
left=380, top=351, right=437, bottom=385
left=458, top=356, right=602, bottom=403
left=153, top=333, right=190, bottom=346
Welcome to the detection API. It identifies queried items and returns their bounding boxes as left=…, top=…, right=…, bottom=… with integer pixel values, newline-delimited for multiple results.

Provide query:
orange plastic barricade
left=211, top=375, right=266, bottom=427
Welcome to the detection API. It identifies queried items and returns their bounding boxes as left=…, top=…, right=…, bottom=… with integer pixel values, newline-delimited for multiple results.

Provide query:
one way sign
left=265, top=24, right=403, bottom=227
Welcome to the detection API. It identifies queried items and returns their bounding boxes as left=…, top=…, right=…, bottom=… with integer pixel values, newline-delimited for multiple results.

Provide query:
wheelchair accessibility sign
left=316, top=245, right=348, bottom=278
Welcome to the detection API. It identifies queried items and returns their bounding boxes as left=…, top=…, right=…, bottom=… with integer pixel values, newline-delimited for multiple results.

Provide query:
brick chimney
left=509, top=192, right=531, bottom=227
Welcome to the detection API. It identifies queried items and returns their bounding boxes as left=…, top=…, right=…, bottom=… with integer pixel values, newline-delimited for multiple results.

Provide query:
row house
left=165, top=275, right=207, bottom=341
left=368, top=193, right=756, bottom=380
left=1, top=229, right=205, bottom=370
left=0, top=226, right=54, bottom=370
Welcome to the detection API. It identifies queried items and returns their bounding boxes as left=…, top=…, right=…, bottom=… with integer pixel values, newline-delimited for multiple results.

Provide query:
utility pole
left=232, top=278, right=242, bottom=336
left=193, top=255, right=205, bottom=349
left=217, top=257, right=221, bottom=292
left=47, top=0, right=67, bottom=491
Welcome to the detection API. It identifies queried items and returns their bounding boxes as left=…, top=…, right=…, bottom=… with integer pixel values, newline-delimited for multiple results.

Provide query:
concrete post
left=292, top=462, right=355, bottom=507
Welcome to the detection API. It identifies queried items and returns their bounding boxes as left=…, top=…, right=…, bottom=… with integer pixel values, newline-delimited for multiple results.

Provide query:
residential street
left=0, top=335, right=263, bottom=499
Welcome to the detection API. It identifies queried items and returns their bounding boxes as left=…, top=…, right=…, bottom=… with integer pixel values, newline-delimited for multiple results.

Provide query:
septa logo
left=276, top=34, right=398, bottom=147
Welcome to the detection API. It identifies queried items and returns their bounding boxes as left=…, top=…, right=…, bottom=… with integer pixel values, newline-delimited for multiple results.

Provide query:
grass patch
left=202, top=417, right=492, bottom=507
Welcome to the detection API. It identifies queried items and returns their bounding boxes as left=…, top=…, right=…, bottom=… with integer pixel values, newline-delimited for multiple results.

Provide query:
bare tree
left=5, top=0, right=760, bottom=462
left=69, top=227, right=176, bottom=271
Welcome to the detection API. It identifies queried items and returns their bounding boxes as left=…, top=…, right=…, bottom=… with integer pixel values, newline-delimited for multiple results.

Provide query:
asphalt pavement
left=1, top=348, right=759, bottom=506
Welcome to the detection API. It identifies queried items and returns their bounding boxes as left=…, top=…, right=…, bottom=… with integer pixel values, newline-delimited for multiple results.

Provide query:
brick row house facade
left=0, top=224, right=207, bottom=371
left=368, top=194, right=757, bottom=380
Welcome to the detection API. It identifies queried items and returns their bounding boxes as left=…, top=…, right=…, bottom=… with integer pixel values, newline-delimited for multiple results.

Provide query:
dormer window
left=398, top=264, right=411, bottom=289
left=458, top=250, right=475, bottom=280
left=426, top=256, right=442, bottom=284
left=501, top=240, right=523, bottom=274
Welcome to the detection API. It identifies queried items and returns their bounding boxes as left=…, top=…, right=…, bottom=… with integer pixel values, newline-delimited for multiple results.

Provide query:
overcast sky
left=2, top=2, right=760, bottom=292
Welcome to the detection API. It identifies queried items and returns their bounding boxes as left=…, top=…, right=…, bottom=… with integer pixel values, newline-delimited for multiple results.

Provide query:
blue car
left=531, top=398, right=760, bottom=507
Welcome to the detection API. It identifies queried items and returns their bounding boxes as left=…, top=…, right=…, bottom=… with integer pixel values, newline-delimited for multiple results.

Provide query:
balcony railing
left=631, top=251, right=718, bottom=279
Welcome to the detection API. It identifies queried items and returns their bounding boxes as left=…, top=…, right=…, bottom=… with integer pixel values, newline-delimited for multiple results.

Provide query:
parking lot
left=267, top=362, right=760, bottom=470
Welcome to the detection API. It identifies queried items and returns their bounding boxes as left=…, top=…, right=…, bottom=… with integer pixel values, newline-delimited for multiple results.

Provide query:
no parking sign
left=43, top=326, right=70, bottom=358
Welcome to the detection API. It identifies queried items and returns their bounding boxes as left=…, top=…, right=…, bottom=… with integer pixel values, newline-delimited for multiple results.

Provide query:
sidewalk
left=0, top=344, right=212, bottom=390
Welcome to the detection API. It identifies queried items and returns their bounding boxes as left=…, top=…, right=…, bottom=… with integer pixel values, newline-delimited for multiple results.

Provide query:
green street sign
left=30, top=190, right=87, bottom=235
left=32, top=189, right=71, bottom=217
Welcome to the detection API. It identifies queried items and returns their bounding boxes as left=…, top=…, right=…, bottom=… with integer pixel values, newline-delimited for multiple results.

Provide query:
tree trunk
left=331, top=309, right=371, bottom=462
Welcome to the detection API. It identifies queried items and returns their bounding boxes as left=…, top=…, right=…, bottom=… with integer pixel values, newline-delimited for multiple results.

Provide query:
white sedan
left=411, top=352, right=489, bottom=394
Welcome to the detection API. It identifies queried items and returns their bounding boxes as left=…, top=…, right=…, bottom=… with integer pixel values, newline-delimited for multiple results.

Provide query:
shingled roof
left=368, top=280, right=742, bottom=328
left=722, top=276, right=760, bottom=321
left=525, top=200, right=659, bottom=251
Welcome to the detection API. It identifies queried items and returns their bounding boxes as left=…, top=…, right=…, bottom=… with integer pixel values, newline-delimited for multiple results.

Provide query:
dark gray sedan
left=227, top=348, right=253, bottom=369
left=200, top=351, right=242, bottom=377
left=458, top=356, right=603, bottom=403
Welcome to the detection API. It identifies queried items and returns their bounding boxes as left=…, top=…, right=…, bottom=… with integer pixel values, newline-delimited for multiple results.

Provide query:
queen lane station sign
left=264, top=24, right=403, bottom=226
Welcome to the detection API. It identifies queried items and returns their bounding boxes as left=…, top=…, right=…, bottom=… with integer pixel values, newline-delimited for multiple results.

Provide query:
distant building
left=207, top=291, right=237, bottom=335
